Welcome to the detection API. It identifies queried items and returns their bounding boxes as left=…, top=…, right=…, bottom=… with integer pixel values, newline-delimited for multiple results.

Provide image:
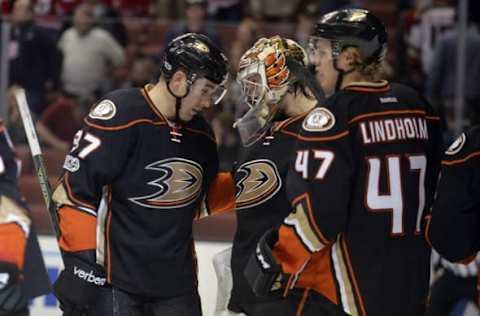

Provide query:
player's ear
left=337, top=47, right=361, bottom=70
left=170, top=70, right=188, bottom=96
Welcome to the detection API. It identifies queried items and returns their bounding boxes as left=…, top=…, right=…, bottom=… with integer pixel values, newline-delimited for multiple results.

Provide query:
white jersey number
left=366, top=155, right=426, bottom=235
left=71, top=130, right=101, bottom=159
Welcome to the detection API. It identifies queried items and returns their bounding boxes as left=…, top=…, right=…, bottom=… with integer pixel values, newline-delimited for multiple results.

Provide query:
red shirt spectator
left=39, top=95, right=82, bottom=144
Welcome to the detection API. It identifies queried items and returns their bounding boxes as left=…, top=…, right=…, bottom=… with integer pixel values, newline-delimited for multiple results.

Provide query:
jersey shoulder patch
left=445, top=133, right=466, bottom=156
left=85, top=88, right=163, bottom=130
left=302, top=107, right=335, bottom=132
left=442, top=127, right=480, bottom=164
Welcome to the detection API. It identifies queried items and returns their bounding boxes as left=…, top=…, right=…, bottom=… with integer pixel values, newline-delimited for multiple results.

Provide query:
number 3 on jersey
left=366, top=155, right=426, bottom=236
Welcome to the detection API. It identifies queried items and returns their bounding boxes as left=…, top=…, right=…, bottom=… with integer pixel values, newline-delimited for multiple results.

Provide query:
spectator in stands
left=294, top=2, right=319, bottom=48
left=87, top=0, right=128, bottom=47
left=406, top=0, right=455, bottom=88
left=123, top=56, right=157, bottom=88
left=426, top=9, right=480, bottom=129
left=229, top=18, right=259, bottom=73
left=208, top=0, right=243, bottom=21
left=163, top=0, right=222, bottom=50
left=249, top=0, right=301, bottom=22
left=36, top=91, right=83, bottom=152
left=107, top=0, right=154, bottom=17
left=58, top=3, right=126, bottom=105
left=5, top=86, right=29, bottom=145
left=7, top=0, right=62, bottom=116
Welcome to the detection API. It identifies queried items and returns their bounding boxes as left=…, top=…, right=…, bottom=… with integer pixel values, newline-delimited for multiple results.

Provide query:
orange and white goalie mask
left=234, top=36, right=309, bottom=146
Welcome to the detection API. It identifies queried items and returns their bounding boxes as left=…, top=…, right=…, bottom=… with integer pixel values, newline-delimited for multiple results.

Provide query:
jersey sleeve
left=273, top=103, right=354, bottom=275
left=52, top=98, right=134, bottom=258
left=427, top=130, right=480, bottom=262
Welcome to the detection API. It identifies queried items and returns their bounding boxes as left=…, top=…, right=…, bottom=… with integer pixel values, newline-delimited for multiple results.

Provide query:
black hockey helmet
left=312, top=9, right=387, bottom=65
left=161, top=33, right=228, bottom=85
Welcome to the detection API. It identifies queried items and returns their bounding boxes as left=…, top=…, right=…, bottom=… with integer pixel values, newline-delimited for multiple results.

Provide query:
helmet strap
left=165, top=73, right=194, bottom=125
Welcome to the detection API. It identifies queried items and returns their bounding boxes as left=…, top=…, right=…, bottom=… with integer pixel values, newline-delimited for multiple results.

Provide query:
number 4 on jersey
left=295, top=150, right=334, bottom=180
left=366, top=155, right=426, bottom=236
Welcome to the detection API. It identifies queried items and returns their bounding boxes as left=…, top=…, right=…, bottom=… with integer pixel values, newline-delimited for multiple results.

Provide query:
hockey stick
left=14, top=88, right=61, bottom=241
left=286, top=57, right=327, bottom=105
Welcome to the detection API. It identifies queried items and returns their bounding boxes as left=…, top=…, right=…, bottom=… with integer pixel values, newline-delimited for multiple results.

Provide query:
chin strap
left=166, top=80, right=190, bottom=143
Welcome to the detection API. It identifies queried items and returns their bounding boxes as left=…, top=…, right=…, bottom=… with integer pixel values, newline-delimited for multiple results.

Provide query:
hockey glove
left=244, top=229, right=290, bottom=297
left=54, top=255, right=106, bottom=316
left=0, top=261, right=27, bottom=316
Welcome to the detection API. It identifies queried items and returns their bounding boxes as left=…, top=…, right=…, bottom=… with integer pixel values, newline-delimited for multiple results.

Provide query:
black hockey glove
left=244, top=229, right=290, bottom=297
left=54, top=255, right=106, bottom=316
left=0, top=261, right=27, bottom=316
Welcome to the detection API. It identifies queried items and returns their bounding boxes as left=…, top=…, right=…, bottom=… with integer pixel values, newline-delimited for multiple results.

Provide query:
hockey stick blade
left=14, top=88, right=61, bottom=240
left=286, top=57, right=326, bottom=105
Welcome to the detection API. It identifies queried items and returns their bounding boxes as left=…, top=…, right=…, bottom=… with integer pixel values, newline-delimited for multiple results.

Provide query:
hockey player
left=0, top=120, right=50, bottom=316
left=51, top=33, right=233, bottom=316
left=224, top=36, right=317, bottom=316
left=427, top=128, right=480, bottom=264
left=244, top=9, right=443, bottom=316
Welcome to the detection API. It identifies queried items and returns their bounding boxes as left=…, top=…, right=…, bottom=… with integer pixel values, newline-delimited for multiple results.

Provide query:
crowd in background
left=2, top=0, right=480, bottom=314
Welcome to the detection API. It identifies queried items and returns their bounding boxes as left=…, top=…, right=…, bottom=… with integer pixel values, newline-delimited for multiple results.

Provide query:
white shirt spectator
left=407, top=5, right=455, bottom=74
left=58, top=27, right=126, bottom=99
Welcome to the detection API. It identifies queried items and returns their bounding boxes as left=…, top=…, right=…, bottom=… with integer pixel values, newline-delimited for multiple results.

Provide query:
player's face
left=308, top=37, right=338, bottom=97
left=180, top=78, right=226, bottom=122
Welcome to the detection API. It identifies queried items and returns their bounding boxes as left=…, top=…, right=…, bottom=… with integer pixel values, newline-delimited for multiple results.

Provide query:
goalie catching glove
left=243, top=229, right=290, bottom=297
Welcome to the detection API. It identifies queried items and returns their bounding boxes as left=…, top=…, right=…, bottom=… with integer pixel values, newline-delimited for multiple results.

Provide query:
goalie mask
left=234, top=36, right=308, bottom=146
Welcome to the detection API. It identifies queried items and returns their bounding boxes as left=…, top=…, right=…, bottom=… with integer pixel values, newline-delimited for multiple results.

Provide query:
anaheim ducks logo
left=236, top=159, right=282, bottom=210
left=129, top=158, right=203, bottom=209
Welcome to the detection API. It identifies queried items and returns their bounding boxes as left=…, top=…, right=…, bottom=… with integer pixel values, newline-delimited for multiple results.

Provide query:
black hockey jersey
left=272, top=81, right=443, bottom=316
left=0, top=121, right=50, bottom=299
left=427, top=126, right=480, bottom=263
left=52, top=86, right=230, bottom=297
left=229, top=114, right=307, bottom=310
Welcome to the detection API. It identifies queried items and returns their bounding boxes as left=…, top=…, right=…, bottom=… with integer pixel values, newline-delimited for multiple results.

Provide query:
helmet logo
left=190, top=41, right=210, bottom=53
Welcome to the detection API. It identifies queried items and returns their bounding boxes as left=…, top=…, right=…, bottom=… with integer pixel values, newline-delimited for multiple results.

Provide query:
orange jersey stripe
left=348, top=110, right=427, bottom=124
left=424, top=214, right=433, bottom=248
left=280, top=130, right=349, bottom=142
left=58, top=206, right=97, bottom=252
left=441, top=151, right=480, bottom=166
left=295, top=289, right=310, bottom=316
left=84, top=118, right=166, bottom=131
left=0, top=223, right=27, bottom=269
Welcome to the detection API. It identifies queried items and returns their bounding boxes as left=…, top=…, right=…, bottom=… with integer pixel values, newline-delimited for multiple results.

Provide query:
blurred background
left=1, top=0, right=480, bottom=315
